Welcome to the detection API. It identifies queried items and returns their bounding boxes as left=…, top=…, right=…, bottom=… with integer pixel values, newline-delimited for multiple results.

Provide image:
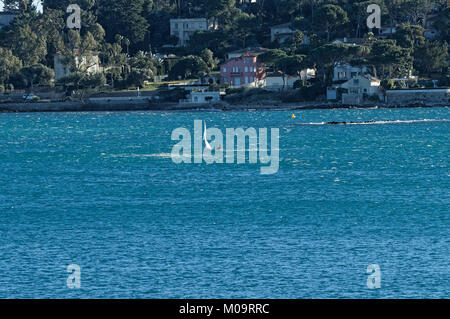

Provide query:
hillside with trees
left=0, top=0, right=448, bottom=98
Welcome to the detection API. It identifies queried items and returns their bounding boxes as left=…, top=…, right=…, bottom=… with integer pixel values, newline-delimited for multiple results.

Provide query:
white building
left=264, top=69, right=315, bottom=90
left=170, top=18, right=216, bottom=47
left=300, top=68, right=316, bottom=80
left=332, top=62, right=370, bottom=82
left=270, top=23, right=310, bottom=44
left=339, top=75, right=381, bottom=95
left=181, top=90, right=222, bottom=104
left=271, top=23, right=293, bottom=43
left=54, top=51, right=101, bottom=80
left=264, top=72, right=300, bottom=91
left=327, top=75, right=382, bottom=102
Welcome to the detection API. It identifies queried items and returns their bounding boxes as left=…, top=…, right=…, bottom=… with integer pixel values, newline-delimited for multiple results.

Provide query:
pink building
left=220, top=54, right=266, bottom=87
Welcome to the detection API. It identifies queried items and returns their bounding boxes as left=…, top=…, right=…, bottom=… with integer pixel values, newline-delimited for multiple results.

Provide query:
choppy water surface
left=0, top=107, right=449, bottom=298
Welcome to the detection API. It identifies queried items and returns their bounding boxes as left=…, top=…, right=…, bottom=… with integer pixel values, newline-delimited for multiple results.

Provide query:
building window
left=223, top=67, right=227, bottom=73
left=245, top=66, right=248, bottom=72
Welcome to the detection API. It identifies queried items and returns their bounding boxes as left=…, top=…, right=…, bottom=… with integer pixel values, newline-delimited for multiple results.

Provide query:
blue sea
left=0, top=107, right=449, bottom=299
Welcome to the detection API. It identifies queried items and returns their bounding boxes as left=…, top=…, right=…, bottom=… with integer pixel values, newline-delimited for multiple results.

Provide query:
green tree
left=311, top=44, right=359, bottom=82
left=200, top=0, right=234, bottom=27
left=34, top=8, right=66, bottom=67
left=432, top=7, right=450, bottom=42
left=57, top=72, right=106, bottom=97
left=315, top=4, right=349, bottom=42
left=259, top=49, right=288, bottom=65
left=394, top=24, right=425, bottom=50
left=80, top=73, right=106, bottom=91
left=42, top=0, right=95, bottom=10
left=8, top=24, right=47, bottom=66
left=168, top=55, right=210, bottom=80
left=293, top=31, right=305, bottom=46
left=414, top=41, right=448, bottom=76
left=97, top=0, right=150, bottom=51
left=200, top=48, right=215, bottom=69
left=291, top=16, right=310, bottom=32
left=127, top=50, right=156, bottom=86
left=370, top=40, right=413, bottom=77
left=20, top=25, right=48, bottom=66
left=0, top=47, right=22, bottom=85
left=188, top=30, right=229, bottom=58
left=19, top=63, right=55, bottom=88
left=234, top=12, right=258, bottom=48
left=275, top=54, right=307, bottom=90
left=79, top=32, right=99, bottom=55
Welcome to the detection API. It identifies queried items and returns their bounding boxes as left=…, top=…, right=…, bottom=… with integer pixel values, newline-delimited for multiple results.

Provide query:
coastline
left=0, top=100, right=448, bottom=113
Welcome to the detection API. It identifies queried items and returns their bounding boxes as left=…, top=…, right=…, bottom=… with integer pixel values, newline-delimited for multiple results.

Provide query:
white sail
left=204, top=121, right=212, bottom=151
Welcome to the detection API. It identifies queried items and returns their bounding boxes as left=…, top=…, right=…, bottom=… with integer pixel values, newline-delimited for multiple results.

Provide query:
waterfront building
left=332, top=62, right=371, bottom=83
left=220, top=54, right=266, bottom=88
left=327, top=75, right=382, bottom=103
left=264, top=69, right=315, bottom=91
left=264, top=72, right=300, bottom=91
left=180, top=90, right=222, bottom=104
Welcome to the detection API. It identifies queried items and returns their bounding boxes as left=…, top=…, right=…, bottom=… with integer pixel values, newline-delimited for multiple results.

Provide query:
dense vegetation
left=0, top=0, right=449, bottom=95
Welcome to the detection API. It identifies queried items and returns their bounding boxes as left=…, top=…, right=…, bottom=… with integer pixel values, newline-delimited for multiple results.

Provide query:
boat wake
left=291, top=119, right=450, bottom=126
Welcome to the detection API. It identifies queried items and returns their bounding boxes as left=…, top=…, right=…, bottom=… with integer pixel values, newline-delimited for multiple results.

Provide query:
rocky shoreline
left=0, top=100, right=448, bottom=113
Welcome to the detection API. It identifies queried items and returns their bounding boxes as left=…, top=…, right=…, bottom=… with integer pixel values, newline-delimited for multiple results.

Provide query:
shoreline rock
left=0, top=100, right=448, bottom=113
